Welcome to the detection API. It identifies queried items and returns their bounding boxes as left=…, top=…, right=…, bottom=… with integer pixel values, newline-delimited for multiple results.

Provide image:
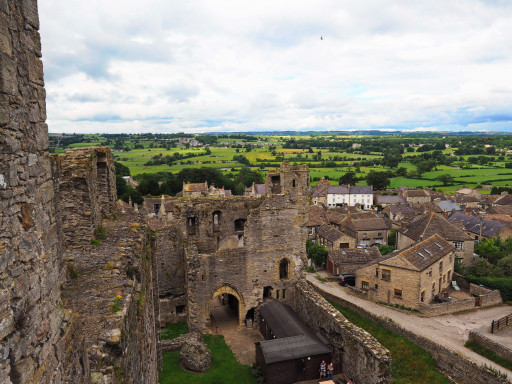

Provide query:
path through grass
left=328, top=301, right=451, bottom=384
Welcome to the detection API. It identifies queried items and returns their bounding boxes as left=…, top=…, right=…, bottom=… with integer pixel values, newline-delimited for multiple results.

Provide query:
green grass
left=465, top=340, right=512, bottom=372
left=161, top=322, right=189, bottom=340
left=159, top=335, right=256, bottom=384
left=328, top=301, right=451, bottom=384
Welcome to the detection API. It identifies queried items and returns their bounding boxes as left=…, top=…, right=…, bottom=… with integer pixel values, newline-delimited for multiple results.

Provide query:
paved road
left=307, top=272, right=512, bottom=378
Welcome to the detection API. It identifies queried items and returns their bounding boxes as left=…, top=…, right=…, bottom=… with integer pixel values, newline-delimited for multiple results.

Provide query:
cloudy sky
left=39, top=0, right=512, bottom=134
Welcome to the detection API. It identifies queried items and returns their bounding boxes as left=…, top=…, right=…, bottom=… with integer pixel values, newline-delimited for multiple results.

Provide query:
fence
left=491, top=313, right=512, bottom=333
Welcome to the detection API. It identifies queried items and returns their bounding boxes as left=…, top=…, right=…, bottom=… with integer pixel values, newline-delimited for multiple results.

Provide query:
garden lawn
left=159, top=334, right=256, bottom=384
left=328, top=301, right=451, bottom=384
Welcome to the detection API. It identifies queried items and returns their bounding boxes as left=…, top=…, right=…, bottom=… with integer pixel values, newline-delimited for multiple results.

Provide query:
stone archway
left=209, top=284, right=245, bottom=329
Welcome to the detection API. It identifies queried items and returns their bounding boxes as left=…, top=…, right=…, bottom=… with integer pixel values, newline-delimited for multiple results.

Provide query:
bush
left=306, top=240, right=328, bottom=267
left=498, top=256, right=512, bottom=277
left=379, top=245, right=395, bottom=256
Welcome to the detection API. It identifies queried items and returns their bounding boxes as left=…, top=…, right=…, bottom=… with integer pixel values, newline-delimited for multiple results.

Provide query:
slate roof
left=312, top=179, right=332, bottom=196
left=411, top=202, right=443, bottom=215
left=448, top=211, right=505, bottom=237
left=376, top=195, right=407, bottom=205
left=254, top=184, right=266, bottom=195
left=345, top=218, right=389, bottom=231
left=258, top=300, right=330, bottom=364
left=329, top=247, right=381, bottom=265
left=311, top=189, right=325, bottom=198
left=494, top=194, right=512, bottom=206
left=487, top=206, right=512, bottom=215
left=327, top=186, right=350, bottom=194
left=454, top=195, right=480, bottom=204
left=350, top=186, right=373, bottom=194
left=307, top=205, right=329, bottom=227
left=381, top=234, right=455, bottom=272
left=404, top=189, right=429, bottom=198
left=399, top=212, right=471, bottom=242
left=318, top=225, right=346, bottom=242
left=326, top=211, right=348, bottom=226
left=436, top=200, right=461, bottom=212
left=483, top=215, right=512, bottom=226
left=387, top=204, right=416, bottom=217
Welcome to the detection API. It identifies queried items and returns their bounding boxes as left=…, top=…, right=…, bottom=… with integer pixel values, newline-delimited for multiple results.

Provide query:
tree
left=366, top=171, right=390, bottom=190
left=388, top=228, right=397, bottom=247
left=497, top=256, right=512, bottom=277
left=114, top=161, right=131, bottom=176
left=474, top=238, right=503, bottom=265
left=339, top=171, right=357, bottom=185
left=306, top=240, right=328, bottom=267
left=436, top=174, right=455, bottom=186
left=137, top=179, right=160, bottom=196
left=465, top=258, right=501, bottom=278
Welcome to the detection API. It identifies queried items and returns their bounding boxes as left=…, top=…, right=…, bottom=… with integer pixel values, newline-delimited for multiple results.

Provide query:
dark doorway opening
left=210, top=293, right=239, bottom=330
left=263, top=286, right=273, bottom=299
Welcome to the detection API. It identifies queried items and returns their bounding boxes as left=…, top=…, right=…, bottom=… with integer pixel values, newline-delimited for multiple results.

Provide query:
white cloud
left=39, top=0, right=512, bottom=133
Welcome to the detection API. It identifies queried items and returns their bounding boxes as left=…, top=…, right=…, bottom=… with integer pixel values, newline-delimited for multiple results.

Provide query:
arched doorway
left=209, top=284, right=244, bottom=331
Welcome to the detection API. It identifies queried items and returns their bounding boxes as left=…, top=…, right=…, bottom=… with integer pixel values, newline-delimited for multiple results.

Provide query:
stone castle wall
left=0, top=1, right=65, bottom=382
left=166, top=163, right=311, bottom=331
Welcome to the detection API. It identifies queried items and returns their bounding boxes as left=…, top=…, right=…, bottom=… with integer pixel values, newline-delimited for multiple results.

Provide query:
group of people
left=319, top=360, right=356, bottom=383
left=319, top=360, right=334, bottom=380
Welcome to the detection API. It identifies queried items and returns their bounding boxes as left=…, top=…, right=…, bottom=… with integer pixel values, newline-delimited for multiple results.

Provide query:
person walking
left=319, top=360, right=327, bottom=379
left=327, top=362, right=334, bottom=379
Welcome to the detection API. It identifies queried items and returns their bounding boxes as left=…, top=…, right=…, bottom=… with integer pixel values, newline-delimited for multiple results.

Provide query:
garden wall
left=469, top=330, right=512, bottom=362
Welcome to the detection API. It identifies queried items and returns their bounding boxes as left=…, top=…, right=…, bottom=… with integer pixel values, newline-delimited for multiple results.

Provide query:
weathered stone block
left=27, top=53, right=44, bottom=86
left=179, top=332, right=211, bottom=372
left=0, top=308, right=14, bottom=340
left=0, top=103, right=7, bottom=125
left=0, top=0, right=8, bottom=13
left=0, top=54, right=17, bottom=95
left=21, top=0, right=39, bottom=30
left=11, top=356, right=36, bottom=384
left=0, top=16, right=12, bottom=57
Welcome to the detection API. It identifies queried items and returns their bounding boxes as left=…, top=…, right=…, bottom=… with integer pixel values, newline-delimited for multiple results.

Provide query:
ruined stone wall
left=57, top=147, right=116, bottom=249
left=294, top=283, right=392, bottom=384
left=167, top=163, right=311, bottom=331
left=0, top=1, right=67, bottom=382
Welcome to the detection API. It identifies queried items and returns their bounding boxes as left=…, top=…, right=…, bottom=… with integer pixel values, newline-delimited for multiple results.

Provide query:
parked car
left=339, top=274, right=356, bottom=287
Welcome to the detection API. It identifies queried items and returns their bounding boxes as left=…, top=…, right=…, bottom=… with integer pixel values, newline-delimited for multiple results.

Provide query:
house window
left=362, top=281, right=369, bottom=290
left=394, top=288, right=402, bottom=298
left=454, top=242, right=463, bottom=250
left=176, top=305, right=185, bottom=314
left=443, top=274, right=446, bottom=283
left=374, top=284, right=379, bottom=289
left=235, top=218, right=246, bottom=232
left=308, top=227, right=314, bottom=235
left=282, top=289, right=286, bottom=299
left=382, top=269, right=391, bottom=281
left=279, top=258, right=289, bottom=279
left=432, top=282, right=436, bottom=296
left=363, top=233, right=368, bottom=238
left=378, top=232, right=382, bottom=237
left=375, top=268, right=379, bottom=278
left=448, top=270, right=452, bottom=282
left=421, top=291, right=425, bottom=302
left=427, top=269, right=432, bottom=277
left=439, top=261, right=443, bottom=274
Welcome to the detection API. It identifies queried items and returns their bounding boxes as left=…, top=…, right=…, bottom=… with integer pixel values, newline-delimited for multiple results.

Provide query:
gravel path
left=307, top=272, right=512, bottom=378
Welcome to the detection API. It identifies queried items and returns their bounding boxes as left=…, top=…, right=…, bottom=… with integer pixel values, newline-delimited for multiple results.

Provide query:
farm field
left=49, top=133, right=512, bottom=193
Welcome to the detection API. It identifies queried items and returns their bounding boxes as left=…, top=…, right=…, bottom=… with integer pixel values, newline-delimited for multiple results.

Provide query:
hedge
left=464, top=275, right=512, bottom=301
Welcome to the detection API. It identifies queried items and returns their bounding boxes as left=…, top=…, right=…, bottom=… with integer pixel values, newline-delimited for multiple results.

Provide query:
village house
left=447, top=211, right=512, bottom=241
left=375, top=194, right=407, bottom=207
left=355, top=235, right=456, bottom=309
left=382, top=204, right=416, bottom=226
left=306, top=205, right=329, bottom=240
left=327, top=185, right=374, bottom=210
left=402, top=189, right=431, bottom=204
left=182, top=181, right=208, bottom=197
left=310, top=178, right=332, bottom=205
left=343, top=217, right=390, bottom=247
left=396, top=212, right=474, bottom=265
left=492, top=192, right=512, bottom=207
left=317, top=224, right=356, bottom=250
left=244, top=182, right=266, bottom=197
left=327, top=247, right=381, bottom=275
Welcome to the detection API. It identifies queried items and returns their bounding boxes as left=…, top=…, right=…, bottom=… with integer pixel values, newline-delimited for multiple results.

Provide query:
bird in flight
left=320, top=36, right=323, bottom=40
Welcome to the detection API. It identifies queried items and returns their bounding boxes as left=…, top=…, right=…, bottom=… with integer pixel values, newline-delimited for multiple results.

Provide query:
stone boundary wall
left=312, top=284, right=510, bottom=384
left=295, top=283, right=392, bottom=384
left=471, top=284, right=503, bottom=306
left=419, top=297, right=476, bottom=317
left=469, top=330, right=512, bottom=362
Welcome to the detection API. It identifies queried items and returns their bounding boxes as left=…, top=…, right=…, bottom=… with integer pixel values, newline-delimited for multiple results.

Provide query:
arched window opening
left=292, top=179, right=296, bottom=187
left=234, top=218, right=246, bottom=232
left=212, top=210, right=221, bottom=232
left=279, top=258, right=289, bottom=279
left=187, top=217, right=198, bottom=236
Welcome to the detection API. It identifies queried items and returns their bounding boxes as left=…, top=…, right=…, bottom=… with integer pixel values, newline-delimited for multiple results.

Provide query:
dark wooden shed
left=256, top=301, right=331, bottom=384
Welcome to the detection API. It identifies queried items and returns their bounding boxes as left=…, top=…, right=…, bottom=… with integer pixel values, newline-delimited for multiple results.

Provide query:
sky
left=39, top=0, right=512, bottom=134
